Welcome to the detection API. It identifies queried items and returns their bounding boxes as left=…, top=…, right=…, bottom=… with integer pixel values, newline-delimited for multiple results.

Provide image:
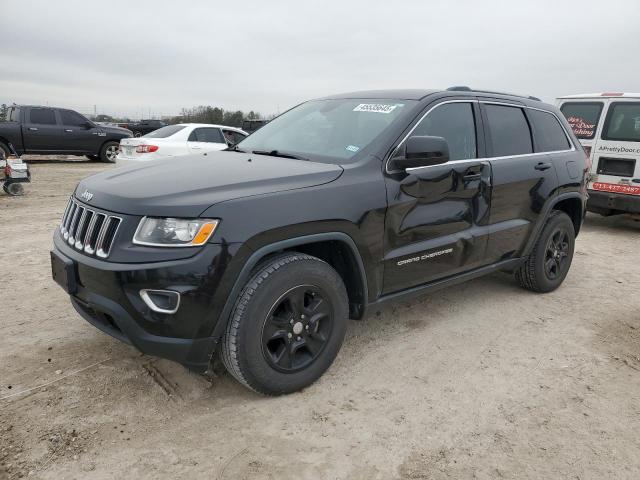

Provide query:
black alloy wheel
left=261, top=285, right=333, bottom=373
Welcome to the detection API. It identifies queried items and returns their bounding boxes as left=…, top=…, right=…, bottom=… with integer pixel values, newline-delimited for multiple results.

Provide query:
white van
left=557, top=93, right=640, bottom=216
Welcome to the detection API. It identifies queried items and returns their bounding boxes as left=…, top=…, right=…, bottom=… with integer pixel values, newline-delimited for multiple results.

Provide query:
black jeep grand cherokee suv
left=51, top=88, right=588, bottom=394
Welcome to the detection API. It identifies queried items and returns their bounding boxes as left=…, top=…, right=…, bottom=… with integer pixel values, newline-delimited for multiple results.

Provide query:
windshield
left=143, top=125, right=186, bottom=138
left=236, top=99, right=415, bottom=162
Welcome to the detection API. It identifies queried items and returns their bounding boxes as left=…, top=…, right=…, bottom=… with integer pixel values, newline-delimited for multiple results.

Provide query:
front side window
left=236, top=99, right=415, bottom=162
left=528, top=109, right=570, bottom=152
left=60, top=110, right=89, bottom=127
left=29, top=108, right=57, bottom=125
left=143, top=125, right=186, bottom=138
left=485, top=104, right=533, bottom=157
left=410, top=102, right=477, bottom=160
left=560, top=102, right=603, bottom=139
left=189, top=128, right=225, bottom=143
left=602, top=102, right=640, bottom=143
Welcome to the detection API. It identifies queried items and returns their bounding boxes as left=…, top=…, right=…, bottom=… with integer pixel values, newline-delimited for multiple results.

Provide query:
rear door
left=591, top=100, right=640, bottom=196
left=187, top=127, right=227, bottom=154
left=59, top=109, right=96, bottom=153
left=22, top=107, right=64, bottom=152
left=382, top=100, right=492, bottom=294
left=481, top=101, right=559, bottom=261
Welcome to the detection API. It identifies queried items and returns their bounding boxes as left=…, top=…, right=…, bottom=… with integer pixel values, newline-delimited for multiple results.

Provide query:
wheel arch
left=211, top=233, right=369, bottom=345
left=522, top=192, right=584, bottom=257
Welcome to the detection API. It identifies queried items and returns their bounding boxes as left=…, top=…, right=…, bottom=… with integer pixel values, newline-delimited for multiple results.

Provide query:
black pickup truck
left=0, top=105, right=132, bottom=162
left=117, top=119, right=166, bottom=137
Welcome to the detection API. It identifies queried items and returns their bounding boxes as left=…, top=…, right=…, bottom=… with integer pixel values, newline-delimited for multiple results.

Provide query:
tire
left=516, top=210, right=575, bottom=293
left=3, top=182, right=24, bottom=196
left=221, top=252, right=349, bottom=395
left=99, top=141, right=119, bottom=163
left=85, top=155, right=100, bottom=161
left=0, top=143, right=9, bottom=159
left=133, top=131, right=142, bottom=137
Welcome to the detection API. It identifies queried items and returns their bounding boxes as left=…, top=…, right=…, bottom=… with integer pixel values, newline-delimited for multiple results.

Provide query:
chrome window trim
left=386, top=98, right=576, bottom=174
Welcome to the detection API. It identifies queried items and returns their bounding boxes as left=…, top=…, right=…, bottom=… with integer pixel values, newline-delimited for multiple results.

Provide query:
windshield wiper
left=251, top=149, right=308, bottom=161
left=226, top=145, right=246, bottom=153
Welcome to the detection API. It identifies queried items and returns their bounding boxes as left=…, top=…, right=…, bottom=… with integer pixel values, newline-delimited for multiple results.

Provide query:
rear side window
left=560, top=102, right=603, bottom=139
left=143, top=125, right=186, bottom=138
left=602, top=102, right=640, bottom=143
left=29, top=108, right=57, bottom=125
left=412, top=102, right=477, bottom=160
left=528, top=109, right=570, bottom=152
left=484, top=104, right=532, bottom=156
left=60, top=110, right=88, bottom=127
left=189, top=128, right=224, bottom=143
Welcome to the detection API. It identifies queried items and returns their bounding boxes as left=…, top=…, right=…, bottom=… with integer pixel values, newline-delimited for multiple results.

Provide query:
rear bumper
left=587, top=189, right=640, bottom=214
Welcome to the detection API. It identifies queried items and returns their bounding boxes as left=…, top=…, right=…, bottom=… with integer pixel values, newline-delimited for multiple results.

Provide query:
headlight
left=133, top=217, right=219, bottom=247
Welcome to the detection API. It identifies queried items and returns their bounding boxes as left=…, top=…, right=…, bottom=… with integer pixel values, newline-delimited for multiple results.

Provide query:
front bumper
left=587, top=189, right=640, bottom=214
left=52, top=233, right=242, bottom=372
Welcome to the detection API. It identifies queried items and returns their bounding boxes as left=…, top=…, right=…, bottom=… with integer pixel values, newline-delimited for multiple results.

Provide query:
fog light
left=140, top=289, right=180, bottom=314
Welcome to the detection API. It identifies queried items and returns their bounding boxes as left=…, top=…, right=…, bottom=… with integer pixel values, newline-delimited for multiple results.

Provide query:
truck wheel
left=221, top=252, right=349, bottom=395
left=515, top=210, right=575, bottom=293
left=0, top=143, right=10, bottom=159
left=99, top=141, right=119, bottom=163
left=134, top=131, right=142, bottom=137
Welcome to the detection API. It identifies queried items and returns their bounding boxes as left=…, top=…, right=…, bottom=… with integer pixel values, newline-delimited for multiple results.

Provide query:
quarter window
left=484, top=105, right=533, bottom=157
left=29, top=108, right=57, bottom=125
left=528, top=109, right=570, bottom=152
left=602, top=102, right=640, bottom=143
left=560, top=102, right=603, bottom=139
left=411, top=102, right=477, bottom=160
left=189, top=128, right=225, bottom=143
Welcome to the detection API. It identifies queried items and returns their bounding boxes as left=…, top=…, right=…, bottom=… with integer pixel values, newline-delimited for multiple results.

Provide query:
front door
left=59, top=109, right=96, bottom=153
left=22, top=107, right=64, bottom=152
left=382, top=100, right=492, bottom=294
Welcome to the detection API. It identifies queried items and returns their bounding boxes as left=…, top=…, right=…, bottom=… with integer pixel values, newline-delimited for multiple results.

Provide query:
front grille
left=59, top=197, right=122, bottom=258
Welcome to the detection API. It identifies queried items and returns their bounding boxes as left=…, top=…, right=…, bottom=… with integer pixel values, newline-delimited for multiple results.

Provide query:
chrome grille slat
left=67, top=206, right=84, bottom=245
left=58, top=196, right=121, bottom=259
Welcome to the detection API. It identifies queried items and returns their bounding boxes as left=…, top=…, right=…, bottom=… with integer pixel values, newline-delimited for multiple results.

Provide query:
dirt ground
left=1, top=160, right=639, bottom=479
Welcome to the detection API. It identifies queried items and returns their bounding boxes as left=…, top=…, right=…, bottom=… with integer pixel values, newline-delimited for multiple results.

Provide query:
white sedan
left=116, top=123, right=248, bottom=164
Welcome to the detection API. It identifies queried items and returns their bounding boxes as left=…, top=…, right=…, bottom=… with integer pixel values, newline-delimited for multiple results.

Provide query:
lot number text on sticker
left=353, top=103, right=402, bottom=114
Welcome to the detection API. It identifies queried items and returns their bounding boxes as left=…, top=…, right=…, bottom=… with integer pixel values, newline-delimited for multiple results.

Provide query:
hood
left=101, top=125, right=133, bottom=136
left=75, top=151, right=344, bottom=217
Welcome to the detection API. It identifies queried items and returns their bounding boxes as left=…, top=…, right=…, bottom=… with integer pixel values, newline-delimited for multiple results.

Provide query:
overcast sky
left=1, top=0, right=637, bottom=119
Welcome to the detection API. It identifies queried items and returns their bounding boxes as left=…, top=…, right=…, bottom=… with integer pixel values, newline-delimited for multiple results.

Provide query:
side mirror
left=83, top=122, right=94, bottom=130
left=390, top=135, right=450, bottom=171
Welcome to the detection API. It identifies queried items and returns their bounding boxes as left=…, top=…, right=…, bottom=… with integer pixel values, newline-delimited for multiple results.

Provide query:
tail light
left=135, top=145, right=159, bottom=153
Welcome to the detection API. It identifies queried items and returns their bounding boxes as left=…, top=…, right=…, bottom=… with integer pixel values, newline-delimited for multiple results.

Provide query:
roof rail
left=446, top=86, right=541, bottom=102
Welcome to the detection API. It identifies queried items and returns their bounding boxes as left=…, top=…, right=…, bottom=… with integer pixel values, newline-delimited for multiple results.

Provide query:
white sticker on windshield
left=353, top=103, right=400, bottom=114
left=346, top=145, right=360, bottom=152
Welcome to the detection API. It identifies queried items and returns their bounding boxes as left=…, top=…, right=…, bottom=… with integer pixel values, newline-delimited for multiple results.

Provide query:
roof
left=321, top=89, right=439, bottom=100
left=178, top=123, right=246, bottom=132
left=558, top=93, right=640, bottom=99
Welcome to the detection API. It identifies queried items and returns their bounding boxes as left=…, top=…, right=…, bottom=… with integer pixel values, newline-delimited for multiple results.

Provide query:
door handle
left=28, top=127, right=38, bottom=131
left=191, top=146, right=202, bottom=150
left=535, top=162, right=552, bottom=171
left=463, top=173, right=482, bottom=181
left=64, top=129, right=73, bottom=132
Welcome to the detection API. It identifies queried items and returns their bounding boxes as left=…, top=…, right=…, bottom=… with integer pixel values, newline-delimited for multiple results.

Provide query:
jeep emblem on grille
left=80, top=189, right=94, bottom=202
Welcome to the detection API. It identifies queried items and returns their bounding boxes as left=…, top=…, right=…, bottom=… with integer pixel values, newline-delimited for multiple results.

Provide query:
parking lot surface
left=1, top=161, right=639, bottom=479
